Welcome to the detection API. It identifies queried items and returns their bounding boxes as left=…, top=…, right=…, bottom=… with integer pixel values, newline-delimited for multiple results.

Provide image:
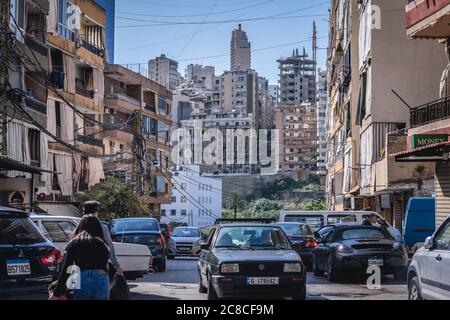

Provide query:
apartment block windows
left=181, top=210, right=187, bottom=216
left=57, top=0, right=78, bottom=41
left=180, top=196, right=187, bottom=203
left=170, top=209, right=176, bottom=216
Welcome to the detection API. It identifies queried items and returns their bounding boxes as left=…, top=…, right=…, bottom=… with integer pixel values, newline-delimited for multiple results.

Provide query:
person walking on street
left=83, top=201, right=124, bottom=276
left=52, top=215, right=110, bottom=300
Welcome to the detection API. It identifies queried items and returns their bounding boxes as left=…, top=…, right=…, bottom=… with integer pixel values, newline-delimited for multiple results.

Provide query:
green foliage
left=301, top=199, right=327, bottom=211
left=225, top=192, right=248, bottom=217
left=259, top=177, right=323, bottom=200
left=75, top=177, right=152, bottom=221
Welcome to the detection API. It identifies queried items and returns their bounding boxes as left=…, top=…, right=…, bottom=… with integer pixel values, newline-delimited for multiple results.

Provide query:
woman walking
left=52, top=215, right=110, bottom=300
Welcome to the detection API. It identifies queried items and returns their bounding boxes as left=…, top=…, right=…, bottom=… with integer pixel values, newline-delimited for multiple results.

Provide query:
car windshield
left=111, top=234, right=158, bottom=245
left=278, top=223, right=313, bottom=237
left=111, top=219, right=159, bottom=232
left=284, top=215, right=324, bottom=230
left=338, top=228, right=388, bottom=240
left=214, top=226, right=291, bottom=250
left=172, top=228, right=200, bottom=237
left=0, top=217, right=47, bottom=245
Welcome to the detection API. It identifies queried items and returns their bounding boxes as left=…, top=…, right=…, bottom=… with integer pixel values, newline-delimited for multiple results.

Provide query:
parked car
left=169, top=227, right=201, bottom=258
left=312, top=223, right=408, bottom=282
left=407, top=215, right=450, bottom=300
left=30, top=215, right=153, bottom=280
left=276, top=222, right=317, bottom=269
left=403, top=197, right=436, bottom=255
left=0, top=207, right=62, bottom=289
left=279, top=210, right=402, bottom=242
left=197, top=220, right=306, bottom=300
left=110, top=218, right=167, bottom=272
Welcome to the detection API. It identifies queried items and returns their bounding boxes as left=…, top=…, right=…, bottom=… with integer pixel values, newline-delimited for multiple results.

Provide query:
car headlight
left=220, top=263, right=239, bottom=273
left=337, top=245, right=355, bottom=254
left=283, top=263, right=302, bottom=273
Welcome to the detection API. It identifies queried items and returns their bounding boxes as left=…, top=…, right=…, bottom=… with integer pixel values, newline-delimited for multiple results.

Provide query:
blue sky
left=114, top=0, right=330, bottom=85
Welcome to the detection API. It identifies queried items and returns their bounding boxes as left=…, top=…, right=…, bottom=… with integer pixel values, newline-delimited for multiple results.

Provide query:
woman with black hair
left=52, top=215, right=110, bottom=300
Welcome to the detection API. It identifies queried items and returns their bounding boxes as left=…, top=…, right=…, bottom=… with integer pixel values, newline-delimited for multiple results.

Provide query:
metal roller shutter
left=435, top=162, right=450, bottom=227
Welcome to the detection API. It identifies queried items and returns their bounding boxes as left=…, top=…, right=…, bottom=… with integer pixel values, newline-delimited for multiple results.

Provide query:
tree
left=75, top=177, right=152, bottom=221
left=301, top=199, right=326, bottom=211
left=225, top=192, right=247, bottom=219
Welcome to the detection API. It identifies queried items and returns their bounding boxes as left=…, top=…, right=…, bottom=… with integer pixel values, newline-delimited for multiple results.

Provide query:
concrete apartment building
left=390, top=0, right=450, bottom=228
left=278, top=48, right=316, bottom=105
left=103, top=64, right=173, bottom=215
left=230, top=24, right=251, bottom=72
left=316, top=69, right=328, bottom=180
left=268, top=85, right=279, bottom=105
left=186, top=64, right=216, bottom=91
left=275, top=102, right=318, bottom=181
left=325, top=0, right=447, bottom=231
left=0, top=0, right=108, bottom=215
left=160, top=165, right=222, bottom=227
left=148, top=54, right=182, bottom=91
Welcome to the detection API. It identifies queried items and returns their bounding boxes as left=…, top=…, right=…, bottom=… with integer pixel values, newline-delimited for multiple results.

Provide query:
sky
left=114, top=0, right=330, bottom=85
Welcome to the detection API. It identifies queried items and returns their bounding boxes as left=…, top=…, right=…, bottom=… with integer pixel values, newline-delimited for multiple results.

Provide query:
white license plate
left=6, top=259, right=31, bottom=276
left=246, top=277, right=279, bottom=285
left=368, top=258, right=384, bottom=266
left=178, top=247, right=191, bottom=251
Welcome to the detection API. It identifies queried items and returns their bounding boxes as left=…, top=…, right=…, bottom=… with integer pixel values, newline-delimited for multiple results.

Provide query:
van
left=278, top=211, right=402, bottom=241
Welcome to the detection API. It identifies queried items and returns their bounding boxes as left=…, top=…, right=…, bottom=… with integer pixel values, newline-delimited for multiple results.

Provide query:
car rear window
left=111, top=219, right=159, bottom=233
left=278, top=224, right=313, bottom=237
left=0, top=217, right=47, bottom=245
left=112, top=234, right=158, bottom=245
left=338, top=228, right=388, bottom=240
left=284, top=215, right=324, bottom=230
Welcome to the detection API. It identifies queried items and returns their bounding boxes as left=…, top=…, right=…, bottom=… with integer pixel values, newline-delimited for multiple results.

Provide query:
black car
left=276, top=222, right=317, bottom=269
left=197, top=221, right=306, bottom=300
left=110, top=218, right=167, bottom=272
left=0, top=207, right=62, bottom=289
left=312, top=223, right=408, bottom=282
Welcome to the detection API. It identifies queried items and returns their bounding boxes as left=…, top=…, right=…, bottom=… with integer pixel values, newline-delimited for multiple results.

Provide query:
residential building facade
left=316, top=68, right=327, bottom=181
left=230, top=24, right=251, bottom=72
left=160, top=165, right=222, bottom=227
left=148, top=54, right=182, bottom=91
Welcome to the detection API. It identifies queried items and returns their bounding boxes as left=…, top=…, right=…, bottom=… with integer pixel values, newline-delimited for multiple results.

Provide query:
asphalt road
left=0, top=258, right=408, bottom=300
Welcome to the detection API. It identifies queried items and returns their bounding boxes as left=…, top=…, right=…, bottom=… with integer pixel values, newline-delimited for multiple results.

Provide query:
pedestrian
left=52, top=215, right=110, bottom=300
left=83, top=200, right=124, bottom=276
left=362, top=213, right=378, bottom=226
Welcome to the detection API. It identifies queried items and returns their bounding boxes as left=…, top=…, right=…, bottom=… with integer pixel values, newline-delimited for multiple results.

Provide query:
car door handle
left=436, top=255, right=442, bottom=262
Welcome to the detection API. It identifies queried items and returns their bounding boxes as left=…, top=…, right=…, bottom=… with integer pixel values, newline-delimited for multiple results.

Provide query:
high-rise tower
left=230, top=24, right=251, bottom=72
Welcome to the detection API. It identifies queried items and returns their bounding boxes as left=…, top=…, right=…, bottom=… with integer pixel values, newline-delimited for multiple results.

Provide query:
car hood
left=172, top=237, right=199, bottom=244
left=213, top=249, right=301, bottom=262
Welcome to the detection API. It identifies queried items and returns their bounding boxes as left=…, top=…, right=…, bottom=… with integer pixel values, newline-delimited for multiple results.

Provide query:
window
left=42, top=221, right=76, bottom=242
left=170, top=209, right=176, bottom=216
left=161, top=209, right=166, bottom=216
left=181, top=183, right=187, bottom=190
left=171, top=196, right=176, bottom=203
left=435, top=221, right=450, bottom=251
left=180, top=196, right=187, bottom=203
left=181, top=210, right=187, bottom=216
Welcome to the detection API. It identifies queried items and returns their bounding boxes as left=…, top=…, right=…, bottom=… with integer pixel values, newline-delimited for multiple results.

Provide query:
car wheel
left=198, top=270, right=207, bottom=294
left=326, top=255, right=339, bottom=282
left=313, top=257, right=324, bottom=277
left=207, top=274, right=218, bottom=300
left=408, top=276, right=422, bottom=300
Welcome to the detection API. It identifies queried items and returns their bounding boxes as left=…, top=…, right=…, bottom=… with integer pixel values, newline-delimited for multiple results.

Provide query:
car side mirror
left=424, top=236, right=434, bottom=250
left=200, top=242, right=210, bottom=250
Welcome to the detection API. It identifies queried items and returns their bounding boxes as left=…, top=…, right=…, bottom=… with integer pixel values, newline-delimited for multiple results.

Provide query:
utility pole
left=132, top=110, right=145, bottom=197
left=0, top=0, right=11, bottom=156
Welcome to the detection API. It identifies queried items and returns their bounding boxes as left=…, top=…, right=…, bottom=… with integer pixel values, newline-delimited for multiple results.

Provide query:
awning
left=0, top=157, right=60, bottom=174
left=389, top=141, right=450, bottom=162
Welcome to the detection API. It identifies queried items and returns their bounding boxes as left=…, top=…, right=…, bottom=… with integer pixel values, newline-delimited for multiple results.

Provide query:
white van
left=278, top=211, right=402, bottom=241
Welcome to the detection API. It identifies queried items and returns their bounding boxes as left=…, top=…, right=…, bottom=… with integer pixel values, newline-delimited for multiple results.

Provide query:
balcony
left=144, top=103, right=156, bottom=113
left=406, top=0, right=450, bottom=38
left=80, top=36, right=105, bottom=58
left=410, top=96, right=450, bottom=128
left=25, top=96, right=47, bottom=115
left=76, top=80, right=94, bottom=99
left=76, top=134, right=103, bottom=147
left=25, top=34, right=48, bottom=57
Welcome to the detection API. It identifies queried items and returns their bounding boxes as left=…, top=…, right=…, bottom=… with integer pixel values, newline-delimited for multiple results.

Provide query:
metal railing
left=25, top=96, right=47, bottom=115
left=80, top=36, right=104, bottom=57
left=75, top=80, right=94, bottom=98
left=410, top=96, right=450, bottom=127
left=25, top=34, right=48, bottom=57
left=76, top=134, right=103, bottom=147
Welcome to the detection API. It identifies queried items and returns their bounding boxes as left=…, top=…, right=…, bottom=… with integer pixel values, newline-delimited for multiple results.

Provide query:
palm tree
left=225, top=192, right=247, bottom=219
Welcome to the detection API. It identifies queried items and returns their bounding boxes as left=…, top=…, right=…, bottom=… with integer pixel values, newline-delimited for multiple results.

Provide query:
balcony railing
left=80, top=36, right=105, bottom=58
left=25, top=96, right=47, bottom=115
left=106, top=92, right=140, bottom=106
left=144, top=103, right=156, bottom=112
left=410, top=96, right=450, bottom=128
left=76, top=134, right=103, bottom=147
left=25, top=34, right=48, bottom=57
left=75, top=80, right=94, bottom=98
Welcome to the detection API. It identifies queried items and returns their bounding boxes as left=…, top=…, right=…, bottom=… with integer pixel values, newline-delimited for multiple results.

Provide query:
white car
left=30, top=215, right=152, bottom=280
left=408, top=215, right=450, bottom=300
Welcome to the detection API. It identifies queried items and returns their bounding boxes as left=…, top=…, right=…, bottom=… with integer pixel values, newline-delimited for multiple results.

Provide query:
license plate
left=246, top=277, right=279, bottom=285
left=368, top=258, right=384, bottom=266
left=6, top=259, right=31, bottom=276
left=178, top=247, right=191, bottom=251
